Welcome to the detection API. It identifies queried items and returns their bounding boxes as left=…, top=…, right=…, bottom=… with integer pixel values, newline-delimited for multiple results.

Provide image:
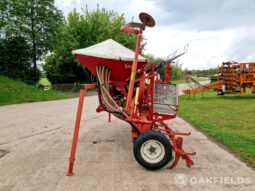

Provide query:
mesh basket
left=154, top=82, right=178, bottom=115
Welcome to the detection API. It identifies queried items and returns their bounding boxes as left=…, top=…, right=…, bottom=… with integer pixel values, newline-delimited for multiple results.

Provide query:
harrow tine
left=168, top=153, right=181, bottom=169
left=168, top=136, right=196, bottom=169
left=183, top=155, right=195, bottom=168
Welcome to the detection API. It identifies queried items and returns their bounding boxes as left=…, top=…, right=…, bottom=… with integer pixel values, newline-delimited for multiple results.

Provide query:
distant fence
left=38, top=83, right=81, bottom=92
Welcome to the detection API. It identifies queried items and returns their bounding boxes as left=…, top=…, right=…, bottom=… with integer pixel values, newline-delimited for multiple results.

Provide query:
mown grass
left=0, top=76, right=76, bottom=106
left=172, top=77, right=209, bottom=84
left=179, top=90, right=255, bottom=167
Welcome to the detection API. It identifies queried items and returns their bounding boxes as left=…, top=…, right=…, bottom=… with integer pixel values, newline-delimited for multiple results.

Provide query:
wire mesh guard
left=154, top=82, right=178, bottom=115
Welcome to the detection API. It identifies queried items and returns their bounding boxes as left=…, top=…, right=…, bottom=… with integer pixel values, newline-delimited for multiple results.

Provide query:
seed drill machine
left=67, top=13, right=195, bottom=176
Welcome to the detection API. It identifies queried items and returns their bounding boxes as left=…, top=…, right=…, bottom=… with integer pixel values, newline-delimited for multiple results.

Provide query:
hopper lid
left=72, top=39, right=146, bottom=62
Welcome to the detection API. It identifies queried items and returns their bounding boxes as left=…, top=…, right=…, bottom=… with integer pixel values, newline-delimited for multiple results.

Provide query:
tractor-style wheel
left=133, top=131, right=172, bottom=170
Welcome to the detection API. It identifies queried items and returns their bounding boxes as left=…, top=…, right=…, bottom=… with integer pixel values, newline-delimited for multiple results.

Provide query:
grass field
left=0, top=76, right=76, bottom=106
left=179, top=90, right=255, bottom=167
left=172, top=77, right=209, bottom=84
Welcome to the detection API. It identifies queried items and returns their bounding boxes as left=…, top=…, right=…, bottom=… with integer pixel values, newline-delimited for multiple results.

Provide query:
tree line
left=0, top=1, right=217, bottom=85
left=0, top=1, right=137, bottom=84
left=44, top=7, right=137, bottom=84
left=0, top=0, right=63, bottom=84
left=144, top=54, right=218, bottom=80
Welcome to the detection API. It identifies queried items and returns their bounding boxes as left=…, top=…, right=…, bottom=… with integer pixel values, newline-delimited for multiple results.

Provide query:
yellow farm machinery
left=183, top=61, right=255, bottom=97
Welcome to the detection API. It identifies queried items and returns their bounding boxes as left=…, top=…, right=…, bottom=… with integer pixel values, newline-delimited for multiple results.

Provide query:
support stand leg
left=67, top=87, right=85, bottom=176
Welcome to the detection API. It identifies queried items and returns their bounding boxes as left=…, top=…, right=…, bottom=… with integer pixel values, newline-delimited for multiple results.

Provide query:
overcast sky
left=55, top=0, right=255, bottom=69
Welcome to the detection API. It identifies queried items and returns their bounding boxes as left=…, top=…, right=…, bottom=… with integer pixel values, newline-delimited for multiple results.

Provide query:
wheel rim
left=140, top=140, right=165, bottom=164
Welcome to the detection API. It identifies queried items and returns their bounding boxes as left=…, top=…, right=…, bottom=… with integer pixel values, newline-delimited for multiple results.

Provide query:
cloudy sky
left=55, top=0, right=255, bottom=69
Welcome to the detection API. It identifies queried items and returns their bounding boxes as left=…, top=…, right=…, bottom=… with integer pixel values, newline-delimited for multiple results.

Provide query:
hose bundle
left=96, top=65, right=128, bottom=119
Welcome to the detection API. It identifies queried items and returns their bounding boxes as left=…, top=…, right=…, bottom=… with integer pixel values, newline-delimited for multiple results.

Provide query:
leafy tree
left=0, top=36, right=40, bottom=84
left=142, top=53, right=161, bottom=64
left=0, top=0, right=63, bottom=70
left=170, top=62, right=184, bottom=80
left=44, top=7, right=139, bottom=84
left=143, top=53, right=185, bottom=80
left=189, top=68, right=218, bottom=77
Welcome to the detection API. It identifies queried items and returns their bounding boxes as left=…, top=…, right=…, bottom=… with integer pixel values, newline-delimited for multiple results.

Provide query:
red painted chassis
left=67, top=16, right=195, bottom=176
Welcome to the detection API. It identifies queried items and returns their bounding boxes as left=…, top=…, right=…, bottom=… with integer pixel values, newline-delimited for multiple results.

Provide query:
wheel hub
left=148, top=145, right=156, bottom=153
left=140, top=140, right=165, bottom=163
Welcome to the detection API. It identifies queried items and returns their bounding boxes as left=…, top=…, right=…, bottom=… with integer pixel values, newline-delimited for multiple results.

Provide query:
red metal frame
left=67, top=18, right=195, bottom=176
left=124, top=27, right=144, bottom=114
left=67, top=83, right=96, bottom=176
left=164, top=63, right=171, bottom=83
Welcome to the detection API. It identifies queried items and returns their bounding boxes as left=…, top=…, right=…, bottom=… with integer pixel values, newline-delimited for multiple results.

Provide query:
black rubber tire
left=133, top=131, right=172, bottom=170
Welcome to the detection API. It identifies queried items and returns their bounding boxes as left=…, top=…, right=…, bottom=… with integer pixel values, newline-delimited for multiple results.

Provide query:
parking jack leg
left=67, top=86, right=86, bottom=176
